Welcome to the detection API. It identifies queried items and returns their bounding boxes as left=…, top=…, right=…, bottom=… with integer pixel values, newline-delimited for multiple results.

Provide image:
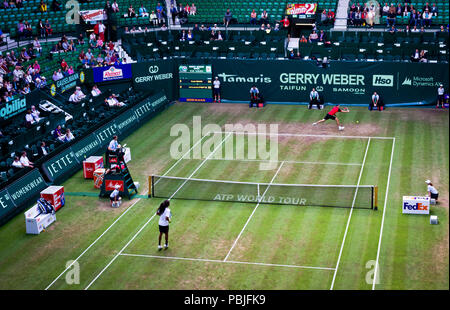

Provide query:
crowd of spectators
left=0, top=47, right=49, bottom=103
left=349, top=2, right=441, bottom=28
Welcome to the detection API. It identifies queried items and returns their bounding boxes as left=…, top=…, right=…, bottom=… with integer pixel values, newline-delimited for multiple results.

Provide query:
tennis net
left=150, top=175, right=378, bottom=210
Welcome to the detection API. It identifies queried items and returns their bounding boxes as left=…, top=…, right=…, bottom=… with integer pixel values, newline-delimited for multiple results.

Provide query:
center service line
left=84, top=133, right=232, bottom=290
left=223, top=161, right=285, bottom=262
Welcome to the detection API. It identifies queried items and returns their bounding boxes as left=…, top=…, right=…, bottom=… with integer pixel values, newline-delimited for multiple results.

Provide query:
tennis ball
left=356, top=120, right=359, bottom=124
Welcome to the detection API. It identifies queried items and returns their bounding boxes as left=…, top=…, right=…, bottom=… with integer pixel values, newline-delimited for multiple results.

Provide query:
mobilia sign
left=0, top=97, right=27, bottom=120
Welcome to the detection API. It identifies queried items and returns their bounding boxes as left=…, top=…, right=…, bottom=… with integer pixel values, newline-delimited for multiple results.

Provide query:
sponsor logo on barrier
left=218, top=73, right=272, bottom=84
left=0, top=191, right=12, bottom=210
left=0, top=97, right=27, bottom=120
left=149, top=65, right=159, bottom=74
left=134, top=65, right=173, bottom=83
left=105, top=180, right=124, bottom=192
left=403, top=202, right=428, bottom=211
left=402, top=77, right=412, bottom=86
left=47, top=152, right=77, bottom=178
left=103, top=67, right=123, bottom=80
left=401, top=76, right=441, bottom=87
left=372, top=75, right=394, bottom=87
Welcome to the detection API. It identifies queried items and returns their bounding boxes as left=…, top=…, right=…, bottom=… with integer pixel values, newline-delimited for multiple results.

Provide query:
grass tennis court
left=0, top=103, right=448, bottom=290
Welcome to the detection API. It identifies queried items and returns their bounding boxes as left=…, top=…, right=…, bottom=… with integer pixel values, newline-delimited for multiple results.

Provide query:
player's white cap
left=425, top=180, right=431, bottom=184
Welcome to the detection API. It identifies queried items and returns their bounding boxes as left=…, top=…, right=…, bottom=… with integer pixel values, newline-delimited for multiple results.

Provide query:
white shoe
left=339, top=126, right=344, bottom=131
left=158, top=245, right=162, bottom=251
left=312, top=122, right=317, bottom=126
left=164, top=244, right=168, bottom=249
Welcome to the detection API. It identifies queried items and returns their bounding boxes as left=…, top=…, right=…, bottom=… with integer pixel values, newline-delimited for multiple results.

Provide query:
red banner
left=286, top=3, right=317, bottom=15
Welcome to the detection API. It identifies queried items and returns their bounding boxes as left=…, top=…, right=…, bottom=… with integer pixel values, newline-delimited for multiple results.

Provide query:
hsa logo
left=403, top=202, right=428, bottom=211
left=372, top=75, right=394, bottom=87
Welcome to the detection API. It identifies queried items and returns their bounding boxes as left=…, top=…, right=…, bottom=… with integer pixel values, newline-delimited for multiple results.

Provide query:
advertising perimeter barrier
left=130, top=59, right=448, bottom=105
left=0, top=91, right=169, bottom=226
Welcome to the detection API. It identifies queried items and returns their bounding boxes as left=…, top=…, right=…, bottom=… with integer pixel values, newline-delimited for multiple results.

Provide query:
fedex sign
left=402, top=196, right=430, bottom=215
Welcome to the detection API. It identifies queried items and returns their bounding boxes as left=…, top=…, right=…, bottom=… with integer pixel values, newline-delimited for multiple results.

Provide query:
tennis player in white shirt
left=156, top=200, right=172, bottom=250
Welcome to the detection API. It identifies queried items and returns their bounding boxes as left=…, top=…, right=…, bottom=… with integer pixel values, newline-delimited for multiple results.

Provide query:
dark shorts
left=431, top=193, right=439, bottom=200
left=438, top=94, right=445, bottom=101
left=213, top=88, right=220, bottom=95
left=324, top=113, right=336, bottom=120
left=110, top=196, right=118, bottom=201
left=159, top=225, right=169, bottom=233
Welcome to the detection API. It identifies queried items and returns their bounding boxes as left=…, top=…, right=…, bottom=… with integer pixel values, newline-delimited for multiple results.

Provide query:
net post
left=374, top=186, right=378, bottom=210
left=148, top=175, right=153, bottom=198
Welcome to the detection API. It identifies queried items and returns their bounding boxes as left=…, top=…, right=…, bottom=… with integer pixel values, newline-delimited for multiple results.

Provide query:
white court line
left=208, top=158, right=362, bottom=166
left=120, top=253, right=335, bottom=271
left=372, top=138, right=396, bottom=290
left=84, top=133, right=232, bottom=290
left=213, top=131, right=395, bottom=140
left=223, top=161, right=285, bottom=262
left=45, top=133, right=209, bottom=290
left=330, top=137, right=371, bottom=290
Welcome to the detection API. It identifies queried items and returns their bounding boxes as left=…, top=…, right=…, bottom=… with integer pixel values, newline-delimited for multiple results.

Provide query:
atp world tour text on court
left=170, top=116, right=279, bottom=170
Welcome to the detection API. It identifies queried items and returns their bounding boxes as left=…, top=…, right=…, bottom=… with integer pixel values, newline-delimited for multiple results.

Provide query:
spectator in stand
left=52, top=70, right=60, bottom=81
left=299, top=35, right=308, bottom=43
left=67, top=65, right=74, bottom=75
left=20, top=151, right=34, bottom=168
left=37, top=19, right=45, bottom=38
left=179, top=30, right=187, bottom=41
left=51, top=0, right=61, bottom=11
left=139, top=4, right=149, bottom=17
left=105, top=94, right=126, bottom=107
left=33, top=37, right=42, bottom=55
left=320, top=9, right=328, bottom=25
left=431, top=3, right=438, bottom=16
left=12, top=156, right=24, bottom=171
left=156, top=2, right=165, bottom=17
left=53, top=125, right=65, bottom=141
left=38, top=141, right=49, bottom=157
left=170, top=4, right=178, bottom=24
left=419, top=49, right=428, bottom=62
left=156, top=9, right=164, bottom=25
left=184, top=3, right=190, bottom=15
left=387, top=6, right=396, bottom=27
left=260, top=10, right=269, bottom=24
left=112, top=0, right=119, bottom=12
left=216, top=30, right=224, bottom=41
left=422, top=9, right=432, bottom=27
left=60, top=58, right=68, bottom=71
left=382, top=3, right=389, bottom=16
left=25, top=109, right=35, bottom=127
left=150, top=10, right=158, bottom=26
left=250, top=9, right=257, bottom=25
left=223, top=8, right=233, bottom=27
left=308, top=30, right=319, bottom=43
left=187, top=29, right=193, bottom=40
left=366, top=5, right=375, bottom=28
left=395, top=3, right=403, bottom=16
left=288, top=49, right=295, bottom=59
left=423, top=2, right=431, bottom=12
left=161, top=23, right=168, bottom=31
left=64, top=129, right=75, bottom=142
left=411, top=48, right=420, bottom=61
left=318, top=30, right=328, bottom=43
left=39, top=0, right=47, bottom=12
left=44, top=19, right=53, bottom=36
left=280, top=16, right=290, bottom=29
left=128, top=5, right=136, bottom=17
left=327, top=9, right=335, bottom=22
left=190, top=3, right=196, bottom=15
left=91, top=84, right=102, bottom=96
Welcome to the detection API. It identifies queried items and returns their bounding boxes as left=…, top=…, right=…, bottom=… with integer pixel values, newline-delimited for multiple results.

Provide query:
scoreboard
left=179, top=65, right=213, bottom=102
